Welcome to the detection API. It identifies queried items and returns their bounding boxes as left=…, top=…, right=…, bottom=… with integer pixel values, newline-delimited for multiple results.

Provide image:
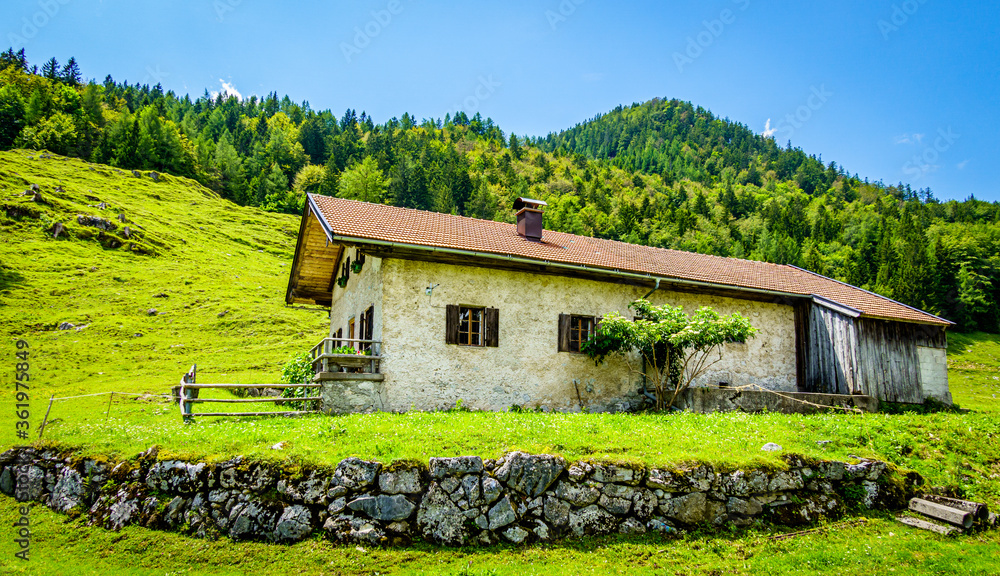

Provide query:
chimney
left=514, top=197, right=547, bottom=241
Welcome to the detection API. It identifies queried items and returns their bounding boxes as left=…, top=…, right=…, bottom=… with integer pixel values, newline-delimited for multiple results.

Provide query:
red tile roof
left=308, top=194, right=951, bottom=326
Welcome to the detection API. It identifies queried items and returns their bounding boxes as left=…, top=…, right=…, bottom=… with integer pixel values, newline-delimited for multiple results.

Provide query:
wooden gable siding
left=799, top=304, right=945, bottom=403
left=286, top=208, right=342, bottom=305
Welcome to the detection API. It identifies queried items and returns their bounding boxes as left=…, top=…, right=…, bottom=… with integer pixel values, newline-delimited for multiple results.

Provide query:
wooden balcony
left=309, top=337, right=383, bottom=382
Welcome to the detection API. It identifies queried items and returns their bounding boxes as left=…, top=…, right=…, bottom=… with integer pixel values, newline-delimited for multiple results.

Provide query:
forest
left=2, top=47, right=998, bottom=332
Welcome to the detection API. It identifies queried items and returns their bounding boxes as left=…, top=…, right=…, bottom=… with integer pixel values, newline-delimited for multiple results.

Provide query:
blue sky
left=4, top=0, right=999, bottom=201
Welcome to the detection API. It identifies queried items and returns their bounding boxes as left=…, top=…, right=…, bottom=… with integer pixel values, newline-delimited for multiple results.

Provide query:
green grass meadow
left=2, top=150, right=999, bottom=575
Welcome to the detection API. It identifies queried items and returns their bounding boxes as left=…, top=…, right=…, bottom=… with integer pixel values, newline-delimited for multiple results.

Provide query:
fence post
left=181, top=364, right=197, bottom=424
left=38, top=394, right=55, bottom=439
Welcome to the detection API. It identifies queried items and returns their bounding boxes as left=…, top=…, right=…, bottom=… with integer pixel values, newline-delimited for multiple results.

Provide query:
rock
left=818, top=460, right=846, bottom=481
left=481, top=476, right=502, bottom=505
left=274, top=505, right=313, bottom=542
left=327, top=497, right=347, bottom=515
left=117, top=213, right=127, bottom=222
left=488, top=496, right=517, bottom=530
left=461, top=474, right=482, bottom=505
left=592, top=464, right=639, bottom=485
left=632, top=488, right=657, bottom=519
left=333, top=457, right=381, bottom=491
left=503, top=525, right=530, bottom=544
left=727, top=497, right=763, bottom=516
left=145, top=461, right=205, bottom=494
left=107, top=495, right=139, bottom=531
left=598, top=493, right=632, bottom=515
left=660, top=492, right=726, bottom=525
left=76, top=214, right=117, bottom=231
left=429, top=456, right=483, bottom=478
left=533, top=519, right=550, bottom=540
left=229, top=501, right=278, bottom=541
left=568, top=504, right=618, bottom=537
left=474, top=514, right=489, bottom=530
left=97, top=202, right=108, bottom=210
left=163, top=496, right=188, bottom=526
left=122, top=226, right=131, bottom=239
left=646, top=469, right=684, bottom=492
left=379, top=467, right=423, bottom=494
left=49, top=467, right=85, bottom=512
left=544, top=495, right=570, bottom=527
left=495, top=452, right=565, bottom=497
left=416, top=483, right=468, bottom=546
left=217, top=309, right=229, bottom=318
left=768, top=471, right=804, bottom=492
left=0, top=468, right=13, bottom=495
left=147, top=308, right=158, bottom=316
left=348, top=494, right=416, bottom=521
left=15, top=465, right=45, bottom=501
left=554, top=480, right=601, bottom=507
left=58, top=322, right=75, bottom=330
left=761, top=443, right=783, bottom=452
left=567, top=462, right=592, bottom=482
left=51, top=222, right=64, bottom=239
left=647, top=518, right=677, bottom=534
left=619, top=517, right=647, bottom=534
left=440, top=476, right=461, bottom=494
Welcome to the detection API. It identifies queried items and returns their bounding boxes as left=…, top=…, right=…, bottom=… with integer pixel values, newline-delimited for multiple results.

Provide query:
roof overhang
left=285, top=199, right=343, bottom=306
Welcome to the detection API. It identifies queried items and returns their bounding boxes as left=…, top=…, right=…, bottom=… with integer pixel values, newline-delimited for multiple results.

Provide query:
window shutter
left=485, top=307, right=500, bottom=347
left=365, top=306, right=374, bottom=340
left=558, top=313, right=571, bottom=352
left=445, top=304, right=459, bottom=345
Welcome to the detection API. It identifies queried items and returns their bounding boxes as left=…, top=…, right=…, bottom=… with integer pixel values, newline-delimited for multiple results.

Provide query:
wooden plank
left=909, top=498, right=973, bottom=528
left=313, top=373, right=385, bottom=381
left=181, top=383, right=320, bottom=389
left=192, top=411, right=318, bottom=417
left=896, top=515, right=963, bottom=536
left=187, top=397, right=322, bottom=403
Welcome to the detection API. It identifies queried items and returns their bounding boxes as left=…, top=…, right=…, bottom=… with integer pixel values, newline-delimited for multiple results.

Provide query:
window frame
left=568, top=315, right=595, bottom=353
left=457, top=305, right=485, bottom=347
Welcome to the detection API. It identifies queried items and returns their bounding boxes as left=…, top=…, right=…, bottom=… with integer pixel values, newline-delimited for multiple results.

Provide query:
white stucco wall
left=329, top=247, right=384, bottom=348
left=373, top=258, right=797, bottom=412
left=917, top=345, right=952, bottom=404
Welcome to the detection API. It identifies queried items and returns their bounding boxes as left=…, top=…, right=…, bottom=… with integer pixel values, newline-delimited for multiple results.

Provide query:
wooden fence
left=174, top=364, right=321, bottom=423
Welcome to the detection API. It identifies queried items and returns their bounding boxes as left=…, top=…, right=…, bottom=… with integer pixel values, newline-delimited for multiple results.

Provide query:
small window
left=558, top=314, right=600, bottom=353
left=446, top=305, right=499, bottom=347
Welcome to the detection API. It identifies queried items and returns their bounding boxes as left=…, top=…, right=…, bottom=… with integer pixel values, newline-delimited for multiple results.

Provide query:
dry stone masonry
left=0, top=447, right=921, bottom=547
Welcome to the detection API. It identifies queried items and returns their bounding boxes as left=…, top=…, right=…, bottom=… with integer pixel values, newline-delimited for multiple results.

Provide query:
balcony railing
left=309, top=338, right=382, bottom=376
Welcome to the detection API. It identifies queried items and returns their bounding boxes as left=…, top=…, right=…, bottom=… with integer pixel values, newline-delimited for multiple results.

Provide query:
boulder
left=495, top=452, right=565, bottom=497
left=659, top=492, right=726, bottom=526
left=481, top=476, right=502, bottom=505
left=592, top=464, right=639, bottom=485
left=543, top=496, right=570, bottom=527
left=229, top=501, right=278, bottom=541
left=503, top=525, right=530, bottom=544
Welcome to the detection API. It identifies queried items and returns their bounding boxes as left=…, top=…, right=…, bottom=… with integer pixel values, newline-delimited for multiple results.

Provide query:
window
left=558, top=314, right=600, bottom=353
left=446, top=305, right=499, bottom=347
left=359, top=306, right=374, bottom=351
left=348, top=317, right=355, bottom=342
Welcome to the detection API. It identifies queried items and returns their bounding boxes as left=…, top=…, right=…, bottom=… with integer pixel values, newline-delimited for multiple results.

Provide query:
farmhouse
left=286, top=194, right=952, bottom=413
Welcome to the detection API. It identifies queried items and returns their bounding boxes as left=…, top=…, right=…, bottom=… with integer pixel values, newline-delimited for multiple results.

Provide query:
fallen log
left=909, top=498, right=973, bottom=529
left=919, top=495, right=989, bottom=521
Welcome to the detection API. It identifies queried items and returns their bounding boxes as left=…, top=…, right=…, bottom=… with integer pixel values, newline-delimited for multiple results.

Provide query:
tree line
left=2, top=48, right=998, bottom=332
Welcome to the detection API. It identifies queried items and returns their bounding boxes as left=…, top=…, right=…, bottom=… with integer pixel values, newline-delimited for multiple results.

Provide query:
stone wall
left=675, top=387, right=880, bottom=414
left=0, top=447, right=920, bottom=547
left=376, top=258, right=798, bottom=413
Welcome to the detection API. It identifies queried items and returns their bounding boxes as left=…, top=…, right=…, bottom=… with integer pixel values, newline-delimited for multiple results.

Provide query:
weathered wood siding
left=802, top=305, right=859, bottom=395
left=800, top=302, right=947, bottom=403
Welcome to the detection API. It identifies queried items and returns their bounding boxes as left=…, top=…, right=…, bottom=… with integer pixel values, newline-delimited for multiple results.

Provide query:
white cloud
left=762, top=118, right=776, bottom=138
left=957, top=159, right=970, bottom=170
left=211, top=79, right=242, bottom=100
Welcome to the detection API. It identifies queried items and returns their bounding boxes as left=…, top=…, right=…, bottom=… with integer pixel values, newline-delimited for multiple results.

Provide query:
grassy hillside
left=0, top=149, right=330, bottom=422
